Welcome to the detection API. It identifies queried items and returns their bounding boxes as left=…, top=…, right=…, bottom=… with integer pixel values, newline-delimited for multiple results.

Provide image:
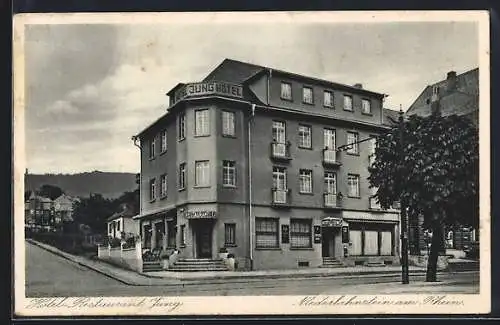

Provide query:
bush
left=219, top=247, right=228, bottom=253
left=122, top=236, right=136, bottom=249
left=109, top=237, right=121, bottom=248
left=227, top=253, right=235, bottom=259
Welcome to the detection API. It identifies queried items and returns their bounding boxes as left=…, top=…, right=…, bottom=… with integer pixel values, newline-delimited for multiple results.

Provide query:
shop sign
left=342, top=226, right=350, bottom=243
left=313, top=225, right=322, bottom=244
left=281, top=224, right=290, bottom=244
left=173, top=81, right=243, bottom=104
left=321, top=217, right=342, bottom=228
left=184, top=210, right=217, bottom=219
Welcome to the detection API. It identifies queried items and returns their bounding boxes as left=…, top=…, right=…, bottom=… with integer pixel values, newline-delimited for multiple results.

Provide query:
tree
left=71, top=193, right=115, bottom=234
left=368, top=109, right=479, bottom=282
left=37, top=184, right=64, bottom=200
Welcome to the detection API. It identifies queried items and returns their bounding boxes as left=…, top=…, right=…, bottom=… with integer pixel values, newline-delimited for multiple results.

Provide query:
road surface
left=25, top=242, right=479, bottom=297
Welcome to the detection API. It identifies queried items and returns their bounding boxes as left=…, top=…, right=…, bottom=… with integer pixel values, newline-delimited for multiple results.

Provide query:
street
left=25, top=242, right=479, bottom=297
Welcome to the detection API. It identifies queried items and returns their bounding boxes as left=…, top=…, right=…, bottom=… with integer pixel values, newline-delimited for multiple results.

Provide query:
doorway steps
left=365, top=261, right=387, bottom=267
left=142, top=261, right=163, bottom=272
left=321, top=257, right=344, bottom=268
left=167, top=258, right=230, bottom=272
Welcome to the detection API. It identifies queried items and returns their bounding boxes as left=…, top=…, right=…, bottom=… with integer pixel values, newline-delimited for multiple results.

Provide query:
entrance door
left=195, top=221, right=213, bottom=258
left=322, top=228, right=335, bottom=257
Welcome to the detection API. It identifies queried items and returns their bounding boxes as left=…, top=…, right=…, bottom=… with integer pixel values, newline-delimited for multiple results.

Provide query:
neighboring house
left=25, top=191, right=80, bottom=232
left=405, top=68, right=479, bottom=254
left=133, top=58, right=401, bottom=270
left=406, top=68, right=479, bottom=125
left=53, top=193, right=79, bottom=224
left=107, top=203, right=139, bottom=240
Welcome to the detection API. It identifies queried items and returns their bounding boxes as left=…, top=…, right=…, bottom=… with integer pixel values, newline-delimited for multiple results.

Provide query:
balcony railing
left=324, top=192, right=341, bottom=209
left=270, top=142, right=291, bottom=161
left=322, top=149, right=341, bottom=167
left=369, top=197, right=382, bottom=210
left=272, top=188, right=290, bottom=206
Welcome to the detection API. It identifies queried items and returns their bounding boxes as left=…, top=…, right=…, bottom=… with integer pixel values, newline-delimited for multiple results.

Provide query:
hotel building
left=133, top=59, right=401, bottom=270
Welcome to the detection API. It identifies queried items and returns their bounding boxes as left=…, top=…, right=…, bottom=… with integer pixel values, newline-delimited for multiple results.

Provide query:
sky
left=23, top=18, right=479, bottom=174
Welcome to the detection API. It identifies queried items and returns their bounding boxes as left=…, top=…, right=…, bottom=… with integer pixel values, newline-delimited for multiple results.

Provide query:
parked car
left=464, top=241, right=479, bottom=259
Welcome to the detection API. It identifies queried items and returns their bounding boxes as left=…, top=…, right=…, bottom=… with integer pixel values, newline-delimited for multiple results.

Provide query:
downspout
left=248, top=103, right=256, bottom=270
left=132, top=136, right=141, bottom=214
left=267, top=69, right=272, bottom=105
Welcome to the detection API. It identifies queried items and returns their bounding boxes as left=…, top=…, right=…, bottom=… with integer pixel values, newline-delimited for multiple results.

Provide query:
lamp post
left=399, top=106, right=410, bottom=284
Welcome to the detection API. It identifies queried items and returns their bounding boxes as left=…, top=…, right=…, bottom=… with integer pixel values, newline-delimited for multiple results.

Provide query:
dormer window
left=281, top=82, right=292, bottom=101
left=302, top=87, right=313, bottom=104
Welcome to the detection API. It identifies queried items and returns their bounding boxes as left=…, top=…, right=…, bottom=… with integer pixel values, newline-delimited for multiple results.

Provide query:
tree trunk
left=426, top=223, right=443, bottom=282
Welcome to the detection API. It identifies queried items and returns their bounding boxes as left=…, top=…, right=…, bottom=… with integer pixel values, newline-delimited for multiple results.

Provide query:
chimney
left=353, top=83, right=363, bottom=89
left=446, top=71, right=457, bottom=91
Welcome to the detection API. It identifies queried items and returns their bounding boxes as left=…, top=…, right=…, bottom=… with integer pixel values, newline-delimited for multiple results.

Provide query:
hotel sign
left=322, top=217, right=343, bottom=228
left=184, top=210, right=217, bottom=219
left=173, top=81, right=244, bottom=105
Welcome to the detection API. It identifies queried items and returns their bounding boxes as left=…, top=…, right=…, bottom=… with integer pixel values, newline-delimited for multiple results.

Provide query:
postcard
left=13, top=10, right=490, bottom=316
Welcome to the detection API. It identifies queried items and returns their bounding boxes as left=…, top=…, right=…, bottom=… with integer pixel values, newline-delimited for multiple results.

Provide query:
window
left=160, top=130, right=167, bottom=153
left=255, top=218, right=279, bottom=248
left=149, top=137, right=156, bottom=159
left=344, top=95, right=353, bottom=111
left=324, top=90, right=334, bottom=108
left=195, top=109, right=210, bottom=136
left=195, top=161, right=210, bottom=187
left=272, top=121, right=286, bottom=143
left=298, top=125, right=312, bottom=148
left=222, top=160, right=236, bottom=187
left=299, top=169, right=313, bottom=193
left=302, top=86, right=313, bottom=104
left=281, top=82, right=292, bottom=100
left=178, top=112, right=186, bottom=140
left=180, top=225, right=185, bottom=246
left=224, top=223, right=236, bottom=245
left=347, top=174, right=360, bottom=197
left=324, top=172, right=337, bottom=194
left=323, top=128, right=336, bottom=150
left=362, top=99, right=371, bottom=114
left=160, top=174, right=167, bottom=198
left=290, top=219, right=312, bottom=248
left=108, top=223, right=112, bottom=233
left=222, top=111, right=235, bottom=136
left=178, top=163, right=186, bottom=190
left=116, top=221, right=120, bottom=231
left=272, top=167, right=287, bottom=190
left=346, top=132, right=359, bottom=155
left=149, top=178, right=156, bottom=201
left=349, top=223, right=394, bottom=256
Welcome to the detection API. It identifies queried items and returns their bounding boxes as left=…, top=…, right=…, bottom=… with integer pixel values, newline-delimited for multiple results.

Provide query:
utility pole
left=399, top=105, right=410, bottom=284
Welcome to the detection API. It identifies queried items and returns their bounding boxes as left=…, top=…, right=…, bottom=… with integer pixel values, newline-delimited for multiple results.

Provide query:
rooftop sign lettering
left=173, top=81, right=243, bottom=104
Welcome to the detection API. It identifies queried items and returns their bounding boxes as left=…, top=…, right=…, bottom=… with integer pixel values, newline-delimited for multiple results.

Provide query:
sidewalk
left=26, top=239, right=471, bottom=286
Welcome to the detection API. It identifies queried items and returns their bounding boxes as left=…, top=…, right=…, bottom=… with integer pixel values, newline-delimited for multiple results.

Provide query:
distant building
left=106, top=203, right=139, bottom=240
left=25, top=192, right=79, bottom=232
left=133, top=58, right=401, bottom=270
left=406, top=68, right=479, bottom=125
left=405, top=68, right=479, bottom=254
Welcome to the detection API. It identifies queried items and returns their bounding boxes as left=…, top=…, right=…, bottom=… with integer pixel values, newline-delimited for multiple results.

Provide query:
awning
left=322, top=216, right=343, bottom=227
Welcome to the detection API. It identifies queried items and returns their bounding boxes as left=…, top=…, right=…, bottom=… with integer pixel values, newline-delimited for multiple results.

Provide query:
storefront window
left=349, top=223, right=394, bottom=256
left=167, top=220, right=177, bottom=248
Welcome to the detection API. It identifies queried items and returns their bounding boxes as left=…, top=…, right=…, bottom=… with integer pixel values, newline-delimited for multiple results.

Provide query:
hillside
left=25, top=171, right=138, bottom=199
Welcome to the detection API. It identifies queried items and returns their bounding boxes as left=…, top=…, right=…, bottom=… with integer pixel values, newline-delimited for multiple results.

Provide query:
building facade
left=134, top=59, right=401, bottom=270
left=107, top=203, right=139, bottom=240
left=405, top=68, right=479, bottom=254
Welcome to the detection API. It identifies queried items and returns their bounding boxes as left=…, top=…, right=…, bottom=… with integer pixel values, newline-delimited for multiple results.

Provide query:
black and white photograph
left=13, top=11, right=490, bottom=316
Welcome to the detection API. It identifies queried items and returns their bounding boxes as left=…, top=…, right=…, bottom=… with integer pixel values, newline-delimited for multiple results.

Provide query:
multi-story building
left=405, top=68, right=479, bottom=254
left=133, top=58, right=400, bottom=270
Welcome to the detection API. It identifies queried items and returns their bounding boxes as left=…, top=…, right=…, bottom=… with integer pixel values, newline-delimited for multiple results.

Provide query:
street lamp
left=399, top=106, right=410, bottom=284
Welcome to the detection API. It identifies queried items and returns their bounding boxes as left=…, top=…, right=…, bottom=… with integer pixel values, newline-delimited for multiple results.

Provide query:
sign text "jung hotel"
left=173, top=81, right=244, bottom=105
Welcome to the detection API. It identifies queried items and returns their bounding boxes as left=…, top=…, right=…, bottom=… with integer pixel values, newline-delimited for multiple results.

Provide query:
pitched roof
left=383, top=108, right=400, bottom=126
left=201, top=58, right=386, bottom=98
left=107, top=203, right=136, bottom=221
left=406, top=68, right=479, bottom=118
